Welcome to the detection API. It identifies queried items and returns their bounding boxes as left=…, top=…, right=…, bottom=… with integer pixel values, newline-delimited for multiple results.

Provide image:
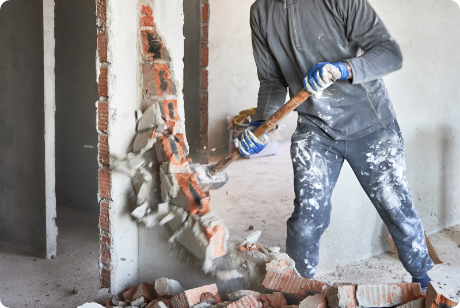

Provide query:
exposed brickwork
left=96, top=0, right=112, bottom=291
left=97, top=101, right=109, bottom=132
left=200, top=0, right=209, bottom=164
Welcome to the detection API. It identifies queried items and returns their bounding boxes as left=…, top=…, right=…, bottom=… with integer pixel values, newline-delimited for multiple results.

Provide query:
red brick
left=97, top=101, right=109, bottom=132
left=172, top=284, right=221, bottom=308
left=227, top=295, right=261, bottom=308
left=131, top=282, right=156, bottom=302
left=154, top=64, right=172, bottom=95
left=200, top=91, right=208, bottom=111
left=398, top=283, right=423, bottom=305
left=123, top=285, right=139, bottom=302
left=141, top=5, right=155, bottom=27
left=101, top=268, right=110, bottom=288
left=201, top=25, right=208, bottom=46
left=96, top=0, right=106, bottom=27
left=98, top=67, right=108, bottom=97
left=202, top=3, right=209, bottom=23
left=262, top=271, right=327, bottom=302
left=260, top=293, right=287, bottom=308
left=99, top=169, right=111, bottom=199
left=100, top=238, right=111, bottom=265
left=201, top=70, right=208, bottom=89
left=97, top=32, right=107, bottom=62
left=425, top=282, right=458, bottom=308
left=201, top=111, right=208, bottom=133
left=201, top=47, right=209, bottom=67
left=98, top=135, right=109, bottom=165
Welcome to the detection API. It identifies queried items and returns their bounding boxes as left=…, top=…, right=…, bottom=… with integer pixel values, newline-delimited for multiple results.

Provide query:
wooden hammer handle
left=209, top=88, right=312, bottom=175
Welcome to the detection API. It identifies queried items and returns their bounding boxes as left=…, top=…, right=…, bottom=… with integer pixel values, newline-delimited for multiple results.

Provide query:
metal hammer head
left=191, top=164, right=229, bottom=191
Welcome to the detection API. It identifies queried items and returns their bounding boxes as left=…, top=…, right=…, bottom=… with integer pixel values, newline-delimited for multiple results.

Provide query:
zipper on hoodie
left=289, top=0, right=300, bottom=48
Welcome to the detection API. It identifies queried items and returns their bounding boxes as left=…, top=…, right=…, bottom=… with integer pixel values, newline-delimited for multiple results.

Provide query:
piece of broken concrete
left=326, top=285, right=357, bottom=308
left=240, top=231, right=262, bottom=247
left=356, top=283, right=422, bottom=308
left=397, top=298, right=425, bottom=308
left=155, top=277, right=185, bottom=297
left=76, top=303, right=105, bottom=308
left=138, top=103, right=164, bottom=131
left=425, top=282, right=459, bottom=308
left=133, top=130, right=155, bottom=153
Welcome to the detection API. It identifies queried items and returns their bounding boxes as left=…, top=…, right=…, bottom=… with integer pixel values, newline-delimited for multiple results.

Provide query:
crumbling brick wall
left=96, top=0, right=112, bottom=289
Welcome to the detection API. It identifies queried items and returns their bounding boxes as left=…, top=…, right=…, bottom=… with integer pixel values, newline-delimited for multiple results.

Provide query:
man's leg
left=287, top=127, right=344, bottom=278
left=345, top=120, right=434, bottom=281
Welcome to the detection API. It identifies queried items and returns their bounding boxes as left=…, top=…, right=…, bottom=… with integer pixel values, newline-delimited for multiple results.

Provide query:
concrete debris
left=356, top=284, right=401, bottom=307
left=133, top=130, right=155, bottom=153
left=298, top=293, right=327, bottom=308
left=77, top=303, right=105, bottom=308
left=227, top=295, right=261, bottom=308
left=228, top=291, right=261, bottom=302
left=155, top=277, right=185, bottom=296
left=326, top=285, right=357, bottom=308
left=425, top=282, right=459, bottom=308
left=132, top=296, right=146, bottom=307
left=241, top=231, right=262, bottom=247
left=98, top=288, right=111, bottom=298
left=397, top=298, right=424, bottom=308
left=138, top=104, right=164, bottom=131
left=194, top=303, right=212, bottom=308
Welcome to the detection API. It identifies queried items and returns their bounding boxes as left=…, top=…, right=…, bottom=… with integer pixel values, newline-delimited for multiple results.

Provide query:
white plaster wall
left=106, top=0, right=141, bottom=293
left=209, top=0, right=460, bottom=275
left=43, top=0, right=57, bottom=258
left=208, top=0, right=297, bottom=155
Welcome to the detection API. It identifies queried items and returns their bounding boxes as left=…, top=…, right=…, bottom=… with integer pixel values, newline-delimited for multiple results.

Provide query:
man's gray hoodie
left=250, top=0, right=403, bottom=140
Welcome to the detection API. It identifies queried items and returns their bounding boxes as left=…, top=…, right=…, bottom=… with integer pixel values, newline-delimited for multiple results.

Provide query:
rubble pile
left=95, top=241, right=459, bottom=308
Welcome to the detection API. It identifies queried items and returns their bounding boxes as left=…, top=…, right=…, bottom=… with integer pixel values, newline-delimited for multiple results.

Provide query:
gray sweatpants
left=286, top=120, right=434, bottom=279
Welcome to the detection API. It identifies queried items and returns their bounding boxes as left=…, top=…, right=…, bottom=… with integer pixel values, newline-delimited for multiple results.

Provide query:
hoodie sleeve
left=250, top=10, right=288, bottom=122
left=338, top=0, right=403, bottom=84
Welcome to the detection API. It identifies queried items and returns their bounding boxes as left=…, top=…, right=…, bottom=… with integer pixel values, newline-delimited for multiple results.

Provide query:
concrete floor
left=0, top=147, right=459, bottom=306
left=0, top=205, right=100, bottom=307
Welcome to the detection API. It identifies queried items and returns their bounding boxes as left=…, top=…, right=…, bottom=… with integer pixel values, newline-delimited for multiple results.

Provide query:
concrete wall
left=55, top=0, right=99, bottom=213
left=183, top=0, right=202, bottom=162
left=208, top=0, right=460, bottom=275
left=0, top=0, right=48, bottom=256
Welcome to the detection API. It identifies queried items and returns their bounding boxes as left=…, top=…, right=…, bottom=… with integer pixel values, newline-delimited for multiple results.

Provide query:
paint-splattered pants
left=286, top=120, right=434, bottom=279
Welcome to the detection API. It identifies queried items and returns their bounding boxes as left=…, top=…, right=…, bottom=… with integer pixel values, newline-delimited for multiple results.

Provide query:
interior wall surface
left=0, top=0, right=47, bottom=255
left=208, top=0, right=460, bottom=276
left=55, top=0, right=99, bottom=213
left=183, top=0, right=202, bottom=162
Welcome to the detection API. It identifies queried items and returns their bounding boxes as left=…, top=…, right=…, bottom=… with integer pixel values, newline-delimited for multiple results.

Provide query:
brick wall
left=96, top=0, right=112, bottom=290
left=200, top=0, right=209, bottom=164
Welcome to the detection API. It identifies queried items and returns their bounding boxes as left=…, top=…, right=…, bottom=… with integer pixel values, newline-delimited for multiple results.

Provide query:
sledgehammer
left=193, top=84, right=326, bottom=190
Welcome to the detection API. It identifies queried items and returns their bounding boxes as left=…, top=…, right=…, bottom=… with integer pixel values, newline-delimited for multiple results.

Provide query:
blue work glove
left=233, top=121, right=268, bottom=157
left=303, top=62, right=349, bottom=98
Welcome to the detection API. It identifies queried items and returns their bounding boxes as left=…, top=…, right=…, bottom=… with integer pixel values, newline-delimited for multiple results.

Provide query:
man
left=233, top=0, right=433, bottom=291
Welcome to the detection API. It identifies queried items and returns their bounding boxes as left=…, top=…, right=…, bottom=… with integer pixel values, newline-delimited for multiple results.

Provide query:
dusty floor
left=0, top=147, right=459, bottom=307
left=0, top=205, right=100, bottom=307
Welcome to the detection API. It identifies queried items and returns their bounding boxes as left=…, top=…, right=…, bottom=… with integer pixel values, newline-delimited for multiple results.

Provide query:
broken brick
left=201, top=292, right=221, bottom=305
left=299, top=293, right=327, bottom=308
left=123, top=284, right=139, bottom=302
left=141, top=5, right=155, bottom=27
left=326, top=285, right=357, bottom=308
left=356, top=283, right=422, bottom=308
left=425, top=282, right=459, bottom=308
left=154, top=64, right=171, bottom=95
left=260, top=293, right=287, bottom=308
left=398, top=298, right=425, bottom=308
left=261, top=271, right=327, bottom=303
left=171, top=284, right=221, bottom=308
left=227, top=295, right=262, bottom=308
left=132, top=282, right=157, bottom=302
left=146, top=299, right=160, bottom=308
